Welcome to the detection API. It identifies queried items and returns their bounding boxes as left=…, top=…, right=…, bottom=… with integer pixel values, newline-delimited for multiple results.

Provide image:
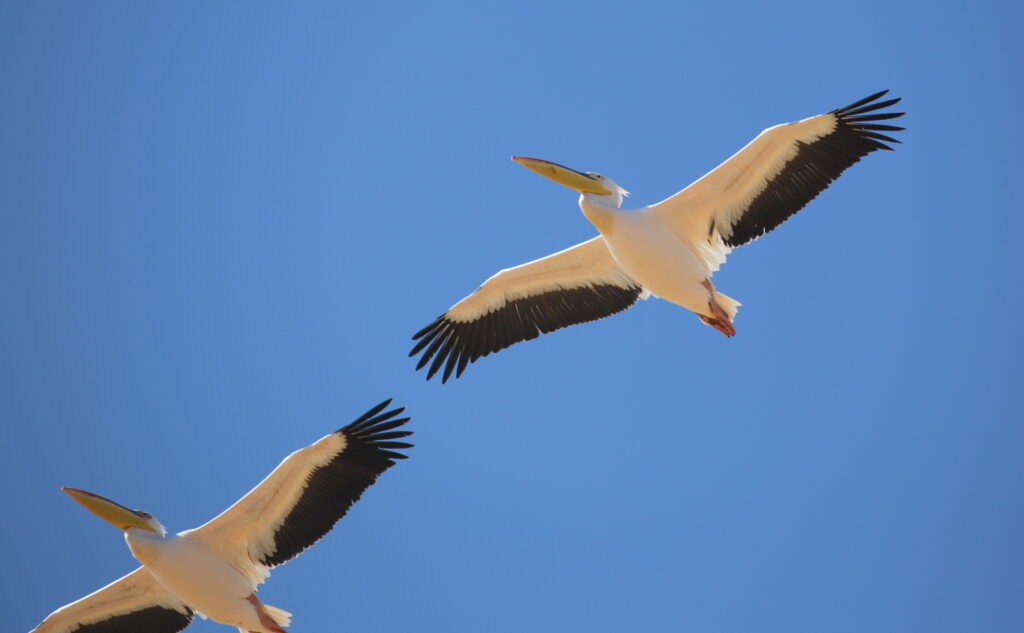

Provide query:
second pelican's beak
left=512, top=156, right=612, bottom=195
left=62, top=487, right=157, bottom=532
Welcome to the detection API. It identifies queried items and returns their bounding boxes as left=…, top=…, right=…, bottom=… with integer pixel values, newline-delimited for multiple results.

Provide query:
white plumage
left=412, top=91, right=904, bottom=382
left=30, top=400, right=412, bottom=633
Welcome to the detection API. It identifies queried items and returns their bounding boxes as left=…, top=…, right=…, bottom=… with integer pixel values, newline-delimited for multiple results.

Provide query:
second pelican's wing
left=185, top=401, right=412, bottom=584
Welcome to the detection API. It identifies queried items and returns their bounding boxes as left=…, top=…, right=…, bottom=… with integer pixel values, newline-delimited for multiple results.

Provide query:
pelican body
left=124, top=527, right=273, bottom=631
left=411, top=91, right=905, bottom=382
left=31, top=400, right=413, bottom=633
left=575, top=182, right=741, bottom=334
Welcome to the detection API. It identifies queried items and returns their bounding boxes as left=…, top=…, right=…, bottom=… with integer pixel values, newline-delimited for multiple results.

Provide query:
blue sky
left=3, top=1, right=1021, bottom=632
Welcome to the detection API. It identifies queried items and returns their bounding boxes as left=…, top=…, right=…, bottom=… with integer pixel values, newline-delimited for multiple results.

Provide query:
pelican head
left=512, top=156, right=628, bottom=208
left=62, top=487, right=163, bottom=533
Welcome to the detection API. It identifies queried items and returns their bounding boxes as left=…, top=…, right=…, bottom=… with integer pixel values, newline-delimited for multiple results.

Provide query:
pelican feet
left=699, top=279, right=736, bottom=337
left=698, top=312, right=736, bottom=337
left=246, top=594, right=288, bottom=633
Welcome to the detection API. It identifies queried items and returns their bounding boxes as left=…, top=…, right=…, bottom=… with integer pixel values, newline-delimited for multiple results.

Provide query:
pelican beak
left=62, top=487, right=157, bottom=532
left=511, top=156, right=612, bottom=195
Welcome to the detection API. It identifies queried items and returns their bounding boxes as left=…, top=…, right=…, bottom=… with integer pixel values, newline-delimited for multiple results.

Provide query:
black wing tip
left=408, top=313, right=468, bottom=383
left=340, top=399, right=412, bottom=446
left=411, top=284, right=644, bottom=383
left=411, top=314, right=446, bottom=342
left=341, top=409, right=414, bottom=458
left=831, top=89, right=900, bottom=115
left=831, top=92, right=905, bottom=152
left=354, top=398, right=393, bottom=422
left=427, top=367, right=458, bottom=383
left=832, top=92, right=906, bottom=138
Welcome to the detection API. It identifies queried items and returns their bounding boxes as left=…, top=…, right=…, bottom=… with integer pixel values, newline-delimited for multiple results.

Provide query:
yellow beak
left=511, top=156, right=612, bottom=195
left=62, top=487, right=157, bottom=532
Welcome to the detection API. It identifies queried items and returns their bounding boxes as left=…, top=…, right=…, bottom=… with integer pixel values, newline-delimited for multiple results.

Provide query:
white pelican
left=30, top=400, right=412, bottom=633
left=411, top=91, right=904, bottom=382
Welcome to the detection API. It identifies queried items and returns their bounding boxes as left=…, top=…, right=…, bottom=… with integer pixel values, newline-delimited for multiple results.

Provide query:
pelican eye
left=136, top=510, right=151, bottom=518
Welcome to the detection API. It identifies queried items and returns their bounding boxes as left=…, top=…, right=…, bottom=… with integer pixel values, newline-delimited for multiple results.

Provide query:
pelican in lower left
left=30, top=399, right=413, bottom=633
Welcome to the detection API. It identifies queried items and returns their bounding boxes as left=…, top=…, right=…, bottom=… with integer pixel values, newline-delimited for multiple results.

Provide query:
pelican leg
left=698, top=279, right=736, bottom=337
left=246, top=594, right=288, bottom=633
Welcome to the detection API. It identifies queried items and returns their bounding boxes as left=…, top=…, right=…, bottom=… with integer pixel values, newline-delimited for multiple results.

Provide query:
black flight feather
left=261, top=400, right=412, bottom=567
left=411, top=282, right=643, bottom=383
left=723, top=90, right=905, bottom=247
left=65, top=606, right=194, bottom=633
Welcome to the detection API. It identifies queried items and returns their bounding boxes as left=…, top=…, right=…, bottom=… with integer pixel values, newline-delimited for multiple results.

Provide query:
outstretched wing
left=411, top=236, right=644, bottom=382
left=186, top=400, right=412, bottom=581
left=652, top=90, right=904, bottom=248
left=31, top=567, right=194, bottom=633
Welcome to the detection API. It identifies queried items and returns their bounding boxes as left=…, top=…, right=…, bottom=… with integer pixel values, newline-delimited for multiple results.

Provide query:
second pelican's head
left=512, top=156, right=628, bottom=208
left=62, top=487, right=165, bottom=535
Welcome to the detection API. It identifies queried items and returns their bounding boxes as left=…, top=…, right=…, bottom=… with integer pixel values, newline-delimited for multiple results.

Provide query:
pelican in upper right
left=411, top=90, right=905, bottom=382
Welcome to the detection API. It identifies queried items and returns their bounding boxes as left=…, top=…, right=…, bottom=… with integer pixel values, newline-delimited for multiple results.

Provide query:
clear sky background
left=3, top=2, right=1021, bottom=632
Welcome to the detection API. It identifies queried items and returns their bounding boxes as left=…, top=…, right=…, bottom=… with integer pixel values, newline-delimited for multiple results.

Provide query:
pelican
left=411, top=90, right=905, bottom=382
left=30, top=400, right=412, bottom=633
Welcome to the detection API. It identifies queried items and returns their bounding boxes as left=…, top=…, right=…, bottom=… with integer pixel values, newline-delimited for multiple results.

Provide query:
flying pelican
left=30, top=400, right=412, bottom=633
left=411, top=90, right=904, bottom=382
